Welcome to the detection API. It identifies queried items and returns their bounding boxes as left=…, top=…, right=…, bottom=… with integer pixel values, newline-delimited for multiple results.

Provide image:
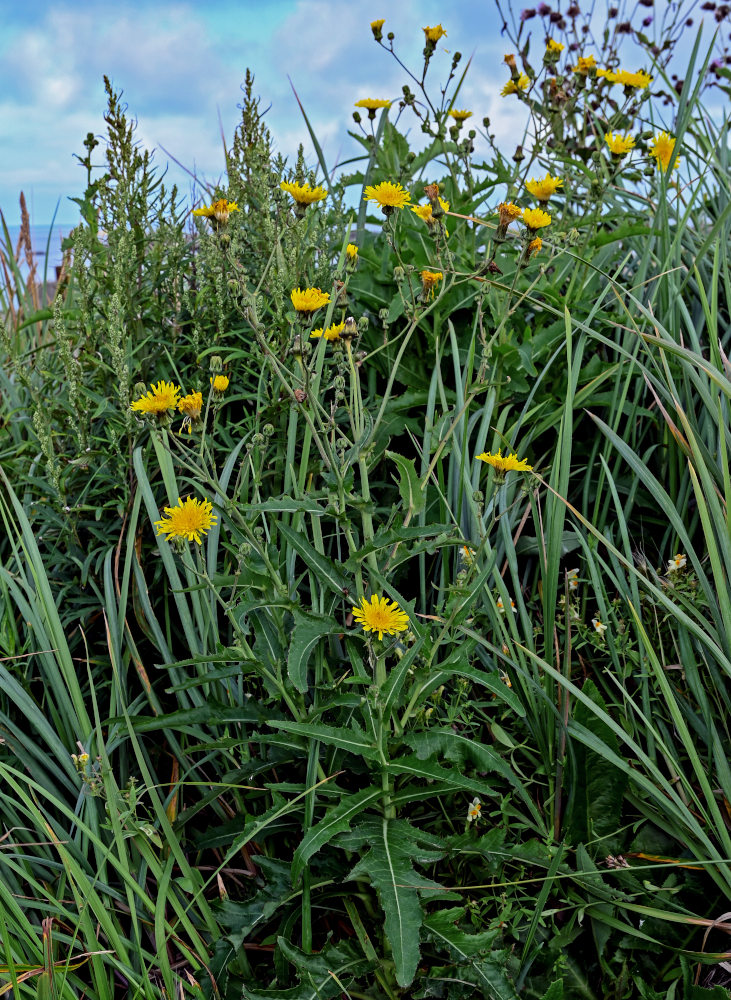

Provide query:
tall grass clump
left=2, top=3, right=731, bottom=998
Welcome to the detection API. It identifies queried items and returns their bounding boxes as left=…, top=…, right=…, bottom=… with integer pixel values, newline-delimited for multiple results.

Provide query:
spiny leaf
left=287, top=609, right=338, bottom=694
left=291, top=786, right=382, bottom=884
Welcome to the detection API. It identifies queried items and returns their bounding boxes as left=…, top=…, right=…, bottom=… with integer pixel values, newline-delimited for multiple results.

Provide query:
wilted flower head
left=420, top=270, right=444, bottom=299
left=573, top=55, right=597, bottom=74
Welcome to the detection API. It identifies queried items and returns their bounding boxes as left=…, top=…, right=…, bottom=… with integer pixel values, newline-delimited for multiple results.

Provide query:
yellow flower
left=192, top=199, right=239, bottom=224
left=602, top=68, right=652, bottom=88
left=355, top=98, right=392, bottom=111
left=346, top=243, right=359, bottom=259
left=501, top=74, right=530, bottom=96
left=310, top=321, right=345, bottom=342
left=178, top=391, right=203, bottom=434
left=604, top=132, right=635, bottom=156
left=448, top=109, right=473, bottom=122
left=649, top=131, right=679, bottom=172
left=351, top=594, right=410, bottom=641
left=592, top=617, right=607, bottom=637
left=546, top=39, right=565, bottom=53
left=411, top=197, right=450, bottom=227
left=210, top=375, right=230, bottom=392
left=498, top=202, right=522, bottom=227
left=290, top=287, right=331, bottom=312
left=421, top=270, right=443, bottom=299
left=154, top=497, right=217, bottom=546
left=280, top=181, right=327, bottom=207
left=131, top=380, right=181, bottom=416
left=467, top=797, right=482, bottom=822
left=370, top=18, right=385, bottom=39
left=667, top=553, right=687, bottom=573
left=525, top=173, right=563, bottom=201
left=526, top=236, right=542, bottom=259
left=573, top=55, right=596, bottom=74
left=423, top=24, right=447, bottom=43
left=364, top=181, right=411, bottom=212
left=477, top=449, right=533, bottom=474
left=522, top=207, right=552, bottom=231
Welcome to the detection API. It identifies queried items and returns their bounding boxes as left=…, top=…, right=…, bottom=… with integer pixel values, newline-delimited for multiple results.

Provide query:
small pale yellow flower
left=280, top=181, right=327, bottom=207
left=448, top=109, right=473, bottom=122
left=546, top=39, right=565, bottom=53
left=210, top=375, right=230, bottom=392
left=467, top=797, right=482, bottom=822
left=667, top=553, right=687, bottom=573
left=363, top=181, right=411, bottom=212
left=592, top=617, right=607, bottom=637
left=477, top=449, right=533, bottom=474
left=423, top=24, right=447, bottom=43
left=605, top=132, right=635, bottom=156
left=501, top=74, right=529, bottom=96
left=567, top=568, right=579, bottom=591
left=649, top=131, right=679, bottom=172
left=192, top=199, right=239, bottom=224
left=525, top=173, right=563, bottom=202
left=421, top=270, right=443, bottom=299
left=522, top=207, right=552, bottom=231
left=351, top=594, right=410, bottom=641
left=290, top=287, right=331, bottom=312
left=573, top=55, right=596, bottom=74
left=155, top=497, right=217, bottom=545
left=310, top=321, right=345, bottom=342
left=131, top=380, right=181, bottom=416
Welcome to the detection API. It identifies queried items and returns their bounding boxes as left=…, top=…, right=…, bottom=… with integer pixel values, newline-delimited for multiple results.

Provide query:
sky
left=0, top=0, right=724, bottom=228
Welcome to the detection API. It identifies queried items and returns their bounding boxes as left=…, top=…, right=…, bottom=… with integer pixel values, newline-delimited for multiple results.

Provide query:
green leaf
left=540, top=982, right=564, bottom=1000
left=388, top=754, right=496, bottom=798
left=386, top=450, right=426, bottom=515
left=267, top=720, right=379, bottom=760
left=339, top=817, right=444, bottom=987
left=278, top=522, right=350, bottom=598
left=243, top=938, right=370, bottom=999
left=240, top=497, right=326, bottom=515
left=287, top=609, right=338, bottom=694
left=423, top=906, right=499, bottom=957
left=291, top=786, right=382, bottom=884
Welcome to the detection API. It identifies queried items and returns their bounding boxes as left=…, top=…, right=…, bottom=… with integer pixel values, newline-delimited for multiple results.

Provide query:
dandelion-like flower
left=546, top=39, right=565, bottom=53
left=497, top=202, right=522, bottom=234
left=592, top=617, right=607, bottom=637
left=370, top=18, right=385, bottom=40
left=423, top=24, right=447, bottom=43
left=210, top=375, right=230, bottom=392
left=497, top=596, right=518, bottom=615
left=131, top=380, right=182, bottom=416
left=605, top=132, right=635, bottom=156
left=522, top=207, right=552, bottom=231
left=280, top=181, right=327, bottom=207
left=355, top=98, right=392, bottom=111
left=449, top=109, right=473, bottom=123
left=192, top=199, right=239, bottom=224
left=526, top=173, right=563, bottom=201
left=477, top=449, right=533, bottom=474
left=467, top=798, right=482, bottom=823
left=421, top=270, right=443, bottom=299
left=602, top=68, right=652, bottom=88
left=351, top=594, right=410, bottom=641
left=290, top=287, right=331, bottom=312
left=364, top=181, right=411, bottom=214
left=178, top=391, right=203, bottom=434
left=573, top=55, right=596, bottom=74
left=346, top=243, right=359, bottom=259
left=667, top=553, right=687, bottom=573
left=501, top=74, right=530, bottom=96
left=310, top=321, right=345, bottom=342
left=154, top=497, right=217, bottom=545
left=649, top=131, right=679, bottom=172
left=411, top=197, right=450, bottom=228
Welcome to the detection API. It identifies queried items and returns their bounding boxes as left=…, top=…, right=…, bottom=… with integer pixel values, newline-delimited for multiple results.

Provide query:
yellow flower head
left=522, top=207, right=552, bottom=231
left=210, top=374, right=230, bottom=392
left=346, top=243, right=359, bottom=259
left=498, top=202, right=522, bottom=228
left=573, top=55, right=596, bottom=74
left=525, top=173, right=563, bottom=202
left=131, top=380, right=181, bottom=416
left=355, top=98, right=392, bottom=111
left=448, top=109, right=473, bottom=122
left=411, top=197, right=450, bottom=227
left=501, top=74, right=530, bottom=96
left=351, top=594, right=410, bottom=641
left=154, top=496, right=217, bottom=546
left=192, top=199, right=239, bottom=224
left=546, top=39, right=565, bottom=53
left=592, top=617, right=607, bottom=636
left=310, top=321, right=345, bottom=342
left=602, top=68, right=652, bottom=88
left=649, top=131, right=679, bottom=172
left=290, top=287, right=331, bottom=312
left=177, top=391, right=203, bottom=433
left=421, top=270, right=443, bottom=299
left=605, top=132, right=635, bottom=156
left=370, top=18, right=385, bottom=39
left=280, top=180, right=327, bottom=206
left=477, top=449, right=533, bottom=474
left=364, top=181, right=411, bottom=213
left=526, top=236, right=542, bottom=259
left=423, top=24, right=447, bottom=43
